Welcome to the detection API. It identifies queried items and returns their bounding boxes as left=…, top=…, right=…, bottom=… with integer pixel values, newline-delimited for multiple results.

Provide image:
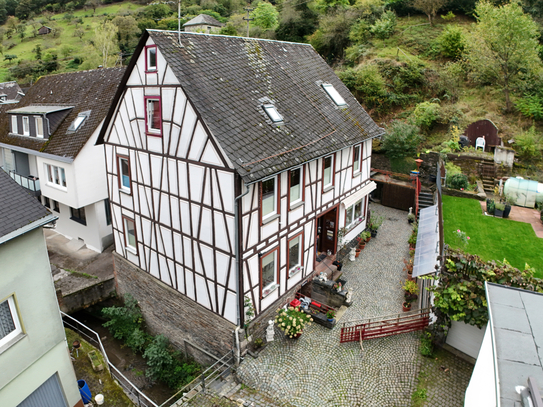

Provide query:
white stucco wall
left=0, top=228, right=80, bottom=407
left=446, top=320, right=487, bottom=359
left=464, top=324, right=497, bottom=407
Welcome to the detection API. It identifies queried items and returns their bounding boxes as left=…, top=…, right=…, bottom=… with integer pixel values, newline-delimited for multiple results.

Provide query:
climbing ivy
left=423, top=250, right=543, bottom=328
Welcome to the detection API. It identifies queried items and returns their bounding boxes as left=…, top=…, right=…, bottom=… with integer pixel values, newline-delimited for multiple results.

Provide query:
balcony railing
left=2, top=167, right=41, bottom=194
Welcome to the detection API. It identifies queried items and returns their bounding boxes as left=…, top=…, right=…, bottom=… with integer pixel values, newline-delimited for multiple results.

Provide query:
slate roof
left=0, top=170, right=51, bottom=239
left=0, top=68, right=125, bottom=160
left=486, top=283, right=543, bottom=405
left=0, top=81, right=24, bottom=103
left=183, top=14, right=224, bottom=27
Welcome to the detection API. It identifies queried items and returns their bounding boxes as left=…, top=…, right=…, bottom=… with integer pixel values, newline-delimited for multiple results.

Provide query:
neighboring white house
left=0, top=170, right=83, bottom=407
left=0, top=68, right=125, bottom=252
left=97, top=30, right=384, bottom=358
left=465, top=282, right=543, bottom=407
left=0, top=81, right=24, bottom=104
left=183, top=14, right=224, bottom=33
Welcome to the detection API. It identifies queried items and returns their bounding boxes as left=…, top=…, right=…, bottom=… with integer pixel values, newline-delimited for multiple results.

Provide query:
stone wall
left=57, top=278, right=116, bottom=314
left=113, top=253, right=236, bottom=365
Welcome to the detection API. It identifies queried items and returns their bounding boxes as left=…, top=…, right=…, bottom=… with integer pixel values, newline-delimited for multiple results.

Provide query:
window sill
left=323, top=185, right=334, bottom=193
left=120, top=188, right=132, bottom=196
left=46, top=183, right=67, bottom=192
left=352, top=171, right=361, bottom=177
left=262, top=213, right=280, bottom=225
left=70, top=217, right=87, bottom=226
left=126, top=246, right=137, bottom=255
left=0, top=333, right=26, bottom=355
left=262, top=284, right=279, bottom=298
left=288, top=266, right=303, bottom=278
left=289, top=201, right=304, bottom=211
left=145, top=69, right=158, bottom=74
left=345, top=217, right=366, bottom=234
left=146, top=132, right=162, bottom=138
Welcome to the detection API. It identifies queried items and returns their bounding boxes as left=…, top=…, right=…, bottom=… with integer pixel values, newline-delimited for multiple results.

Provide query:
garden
left=442, top=195, right=543, bottom=278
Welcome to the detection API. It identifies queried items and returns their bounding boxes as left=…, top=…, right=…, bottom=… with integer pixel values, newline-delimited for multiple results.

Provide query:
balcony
left=2, top=167, right=41, bottom=197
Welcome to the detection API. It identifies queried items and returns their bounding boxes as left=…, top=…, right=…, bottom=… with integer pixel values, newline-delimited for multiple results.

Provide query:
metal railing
left=159, top=350, right=236, bottom=407
left=61, top=312, right=159, bottom=407
left=7, top=169, right=40, bottom=192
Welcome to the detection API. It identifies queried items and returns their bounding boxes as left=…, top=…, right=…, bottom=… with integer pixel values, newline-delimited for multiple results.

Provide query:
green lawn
left=442, top=195, right=543, bottom=278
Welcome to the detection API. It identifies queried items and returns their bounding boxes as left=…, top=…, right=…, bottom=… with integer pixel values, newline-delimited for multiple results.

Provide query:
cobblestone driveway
left=236, top=204, right=471, bottom=407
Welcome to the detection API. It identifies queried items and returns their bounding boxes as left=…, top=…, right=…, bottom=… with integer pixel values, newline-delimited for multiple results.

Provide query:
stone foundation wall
left=113, top=253, right=236, bottom=365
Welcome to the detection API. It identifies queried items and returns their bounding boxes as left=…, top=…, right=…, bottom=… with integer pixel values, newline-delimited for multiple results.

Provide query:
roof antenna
left=177, top=0, right=184, bottom=47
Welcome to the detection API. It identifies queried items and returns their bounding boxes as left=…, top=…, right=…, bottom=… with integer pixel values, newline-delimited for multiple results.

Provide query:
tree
left=275, top=0, right=318, bottom=43
left=411, top=0, right=447, bottom=25
left=466, top=1, right=541, bottom=112
left=15, top=0, right=32, bottom=20
left=33, top=44, right=41, bottom=60
left=85, top=0, right=101, bottom=13
left=381, top=120, right=422, bottom=159
left=251, top=2, right=278, bottom=30
left=94, top=20, right=119, bottom=68
left=112, top=15, right=140, bottom=51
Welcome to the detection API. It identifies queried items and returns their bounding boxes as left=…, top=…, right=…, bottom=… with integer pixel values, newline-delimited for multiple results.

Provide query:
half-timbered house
left=0, top=68, right=125, bottom=253
left=98, top=30, right=384, bottom=359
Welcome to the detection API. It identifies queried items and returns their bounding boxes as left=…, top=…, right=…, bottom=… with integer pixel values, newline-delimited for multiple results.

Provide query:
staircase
left=339, top=308, right=430, bottom=344
left=479, top=161, right=496, bottom=193
left=417, top=189, right=434, bottom=217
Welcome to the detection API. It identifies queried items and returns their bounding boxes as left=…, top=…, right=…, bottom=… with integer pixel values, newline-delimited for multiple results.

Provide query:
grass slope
left=442, top=195, right=543, bottom=278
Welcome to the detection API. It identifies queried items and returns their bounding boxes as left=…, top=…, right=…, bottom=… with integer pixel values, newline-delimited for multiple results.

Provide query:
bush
left=437, top=25, right=465, bottom=60
left=412, top=101, right=440, bottom=130
left=516, top=95, right=543, bottom=120
left=102, top=294, right=143, bottom=344
left=381, top=121, right=423, bottom=159
left=419, top=331, right=434, bottom=357
left=514, top=125, right=543, bottom=162
left=370, top=10, right=397, bottom=40
left=448, top=173, right=468, bottom=190
left=338, top=64, right=388, bottom=110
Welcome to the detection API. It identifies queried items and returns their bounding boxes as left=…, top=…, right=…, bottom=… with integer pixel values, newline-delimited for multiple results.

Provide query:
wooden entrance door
left=317, top=207, right=337, bottom=255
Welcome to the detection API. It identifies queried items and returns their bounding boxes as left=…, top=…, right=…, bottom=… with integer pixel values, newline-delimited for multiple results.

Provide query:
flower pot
left=358, top=243, right=366, bottom=250
left=365, top=236, right=371, bottom=243
left=370, top=230, right=377, bottom=238
left=327, top=318, right=335, bottom=322
left=503, top=204, right=511, bottom=218
left=408, top=218, right=414, bottom=224
left=355, top=249, right=361, bottom=258
left=495, top=209, right=504, bottom=218
left=402, top=302, right=412, bottom=312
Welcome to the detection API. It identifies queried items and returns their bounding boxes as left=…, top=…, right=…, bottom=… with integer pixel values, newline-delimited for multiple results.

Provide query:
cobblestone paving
left=236, top=204, right=423, bottom=407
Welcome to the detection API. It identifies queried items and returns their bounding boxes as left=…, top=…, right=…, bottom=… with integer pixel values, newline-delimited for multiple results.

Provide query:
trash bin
left=78, top=380, right=92, bottom=404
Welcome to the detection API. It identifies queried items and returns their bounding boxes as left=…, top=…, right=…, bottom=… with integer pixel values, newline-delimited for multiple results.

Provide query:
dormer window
left=146, top=45, right=157, bottom=72
left=68, top=110, right=90, bottom=132
left=263, top=104, right=283, bottom=123
left=322, top=83, right=347, bottom=107
left=22, top=116, right=30, bottom=136
left=35, top=116, right=44, bottom=138
left=11, top=115, right=17, bottom=134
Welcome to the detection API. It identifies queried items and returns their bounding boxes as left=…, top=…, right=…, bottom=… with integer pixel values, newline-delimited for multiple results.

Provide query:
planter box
left=88, top=350, right=104, bottom=372
left=495, top=209, right=504, bottom=218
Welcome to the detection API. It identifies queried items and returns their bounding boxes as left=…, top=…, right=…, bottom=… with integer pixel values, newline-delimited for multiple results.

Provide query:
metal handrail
left=61, top=312, right=159, bottom=407
left=340, top=307, right=432, bottom=329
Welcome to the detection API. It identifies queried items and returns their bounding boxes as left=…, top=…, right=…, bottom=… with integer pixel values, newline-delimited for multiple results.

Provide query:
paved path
left=236, top=204, right=422, bottom=406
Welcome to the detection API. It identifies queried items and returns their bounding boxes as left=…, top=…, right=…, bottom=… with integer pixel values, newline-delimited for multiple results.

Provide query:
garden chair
left=475, top=136, right=486, bottom=151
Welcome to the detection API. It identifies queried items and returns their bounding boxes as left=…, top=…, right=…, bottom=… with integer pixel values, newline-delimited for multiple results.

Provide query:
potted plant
left=403, top=258, right=414, bottom=280
left=486, top=199, right=495, bottom=216
left=326, top=310, right=336, bottom=322
left=495, top=202, right=505, bottom=218
left=402, top=280, right=419, bottom=312
left=356, top=234, right=366, bottom=250
left=408, top=232, right=417, bottom=249
left=275, top=306, right=313, bottom=339
left=368, top=215, right=384, bottom=237
left=407, top=213, right=416, bottom=224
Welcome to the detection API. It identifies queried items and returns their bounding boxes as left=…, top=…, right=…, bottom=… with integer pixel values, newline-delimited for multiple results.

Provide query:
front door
left=316, top=207, right=338, bottom=255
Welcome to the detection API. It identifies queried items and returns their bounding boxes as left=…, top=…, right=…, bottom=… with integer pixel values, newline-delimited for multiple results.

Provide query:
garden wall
left=112, top=253, right=235, bottom=365
left=445, top=320, right=486, bottom=360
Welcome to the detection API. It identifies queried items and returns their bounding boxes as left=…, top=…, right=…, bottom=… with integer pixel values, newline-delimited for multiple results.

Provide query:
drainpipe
left=234, top=175, right=250, bottom=366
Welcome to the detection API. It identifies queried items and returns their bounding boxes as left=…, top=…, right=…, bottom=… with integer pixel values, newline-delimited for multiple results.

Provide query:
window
left=43, top=197, right=50, bottom=208
left=45, top=164, right=66, bottom=189
left=35, top=117, right=44, bottom=138
left=289, top=167, right=303, bottom=208
left=146, top=45, right=157, bottom=72
left=68, top=111, right=90, bottom=132
left=53, top=200, right=59, bottom=213
left=323, top=155, right=334, bottom=189
left=70, top=207, right=86, bottom=225
left=353, top=144, right=362, bottom=175
left=322, top=83, right=347, bottom=106
left=104, top=199, right=111, bottom=226
left=0, top=296, right=23, bottom=349
left=261, top=249, right=278, bottom=296
left=22, top=116, right=29, bottom=136
left=345, top=199, right=364, bottom=227
left=117, top=155, right=131, bottom=193
left=145, top=97, right=162, bottom=136
left=288, top=234, right=303, bottom=277
left=11, top=115, right=17, bottom=134
left=123, top=217, right=137, bottom=251
left=261, top=176, right=277, bottom=220
left=263, top=104, right=283, bottom=123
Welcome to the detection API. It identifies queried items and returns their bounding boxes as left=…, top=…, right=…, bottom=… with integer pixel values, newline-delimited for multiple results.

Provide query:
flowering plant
left=275, top=306, right=312, bottom=337
left=454, top=229, right=470, bottom=247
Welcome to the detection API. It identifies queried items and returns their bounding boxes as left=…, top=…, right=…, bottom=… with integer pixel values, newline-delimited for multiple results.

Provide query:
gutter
left=0, top=214, right=58, bottom=245
left=0, top=142, right=74, bottom=164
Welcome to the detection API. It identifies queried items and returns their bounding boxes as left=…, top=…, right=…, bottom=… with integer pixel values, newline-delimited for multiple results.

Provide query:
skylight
left=263, top=104, right=283, bottom=123
left=322, top=83, right=347, bottom=107
left=68, top=110, right=91, bottom=132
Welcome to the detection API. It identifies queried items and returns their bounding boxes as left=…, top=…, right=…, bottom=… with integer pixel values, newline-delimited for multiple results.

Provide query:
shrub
left=514, top=125, right=543, bottom=162
left=437, top=24, right=465, bottom=60
left=448, top=173, right=468, bottom=190
left=102, top=294, right=143, bottom=344
left=516, top=95, right=543, bottom=120
left=412, top=101, right=440, bottom=130
left=419, top=331, right=434, bottom=357
left=370, top=10, right=397, bottom=40
left=381, top=121, right=423, bottom=159
left=338, top=64, right=388, bottom=110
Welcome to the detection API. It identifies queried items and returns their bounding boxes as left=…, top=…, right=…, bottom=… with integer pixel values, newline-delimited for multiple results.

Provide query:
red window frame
left=145, top=45, right=157, bottom=73
left=322, top=153, right=335, bottom=192
left=287, top=166, right=304, bottom=210
left=352, top=143, right=363, bottom=176
left=117, top=154, right=131, bottom=194
left=260, top=246, right=279, bottom=298
left=259, top=175, right=280, bottom=225
left=122, top=215, right=138, bottom=254
left=144, top=96, right=162, bottom=137
left=287, top=232, right=304, bottom=278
